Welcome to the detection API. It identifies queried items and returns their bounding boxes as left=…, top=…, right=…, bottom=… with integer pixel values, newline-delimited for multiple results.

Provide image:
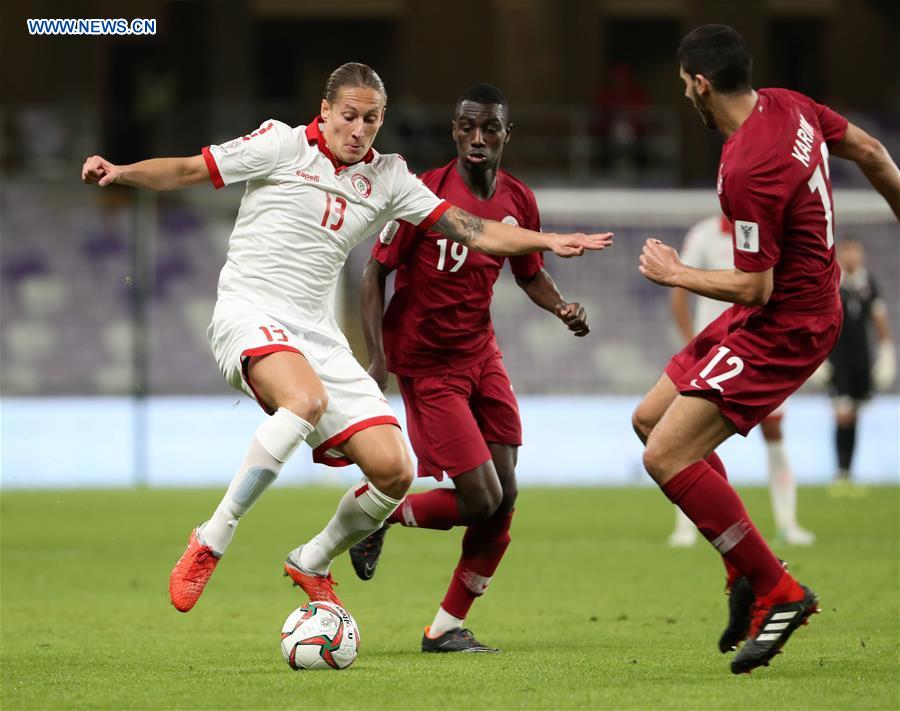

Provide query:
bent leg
left=632, top=373, right=679, bottom=444
left=201, top=351, right=324, bottom=553
left=645, top=395, right=785, bottom=596
left=432, top=444, right=518, bottom=638
left=297, top=424, right=411, bottom=574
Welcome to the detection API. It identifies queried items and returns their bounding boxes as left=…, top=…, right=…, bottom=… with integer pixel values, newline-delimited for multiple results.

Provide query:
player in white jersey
left=81, top=63, right=613, bottom=614
left=667, top=215, right=815, bottom=547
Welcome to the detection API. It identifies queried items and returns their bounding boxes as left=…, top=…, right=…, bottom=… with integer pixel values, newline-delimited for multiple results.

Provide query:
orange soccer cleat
left=169, top=528, right=221, bottom=612
left=283, top=548, right=344, bottom=607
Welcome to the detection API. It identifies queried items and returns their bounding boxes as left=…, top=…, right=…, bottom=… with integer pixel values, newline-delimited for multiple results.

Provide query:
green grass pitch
left=2, top=486, right=898, bottom=710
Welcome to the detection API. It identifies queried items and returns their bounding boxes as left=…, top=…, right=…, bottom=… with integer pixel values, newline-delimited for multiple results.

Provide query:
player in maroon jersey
left=351, top=84, right=595, bottom=653
left=633, top=25, right=900, bottom=674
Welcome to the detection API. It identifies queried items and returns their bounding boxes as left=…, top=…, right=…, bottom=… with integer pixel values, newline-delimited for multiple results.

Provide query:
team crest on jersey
left=351, top=173, right=372, bottom=198
left=501, top=216, right=519, bottom=226
left=735, top=221, right=759, bottom=253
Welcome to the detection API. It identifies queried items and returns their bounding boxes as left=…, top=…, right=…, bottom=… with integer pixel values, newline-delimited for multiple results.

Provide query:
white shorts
left=208, top=304, right=398, bottom=466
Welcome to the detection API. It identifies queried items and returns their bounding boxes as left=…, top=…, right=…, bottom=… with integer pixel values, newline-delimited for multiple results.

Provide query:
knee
left=364, top=448, right=414, bottom=500
left=632, top=404, right=656, bottom=444
left=760, top=418, right=782, bottom=441
left=835, top=411, right=856, bottom=427
left=458, top=475, right=503, bottom=523
left=280, top=390, right=328, bottom=426
left=459, top=487, right=501, bottom=523
left=496, top=470, right=518, bottom=516
left=642, top=440, right=669, bottom=483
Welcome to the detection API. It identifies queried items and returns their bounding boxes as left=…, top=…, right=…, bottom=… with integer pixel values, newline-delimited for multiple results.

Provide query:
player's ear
left=450, top=120, right=458, bottom=139
left=504, top=122, right=513, bottom=144
left=320, top=98, right=330, bottom=120
left=695, top=74, right=712, bottom=96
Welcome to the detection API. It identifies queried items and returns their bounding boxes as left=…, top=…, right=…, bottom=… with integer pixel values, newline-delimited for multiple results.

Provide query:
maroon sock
left=662, top=460, right=784, bottom=596
left=703, top=451, right=738, bottom=583
left=441, top=510, right=513, bottom=619
left=387, top=489, right=461, bottom=530
left=705, top=451, right=727, bottom=480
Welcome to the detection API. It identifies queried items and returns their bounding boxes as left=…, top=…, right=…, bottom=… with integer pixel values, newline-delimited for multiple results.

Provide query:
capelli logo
left=296, top=171, right=320, bottom=183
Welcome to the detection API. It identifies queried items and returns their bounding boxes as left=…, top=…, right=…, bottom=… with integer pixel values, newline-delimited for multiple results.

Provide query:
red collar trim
left=305, top=115, right=375, bottom=172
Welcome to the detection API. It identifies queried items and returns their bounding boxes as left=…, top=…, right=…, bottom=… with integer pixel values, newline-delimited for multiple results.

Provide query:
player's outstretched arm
left=639, top=238, right=773, bottom=306
left=515, top=269, right=589, bottom=337
left=831, top=123, right=900, bottom=220
left=433, top=206, right=613, bottom=258
left=82, top=155, right=209, bottom=191
left=360, top=256, right=392, bottom=391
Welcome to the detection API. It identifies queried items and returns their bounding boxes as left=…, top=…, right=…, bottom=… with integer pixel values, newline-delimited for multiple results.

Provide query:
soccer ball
left=280, top=601, right=360, bottom=670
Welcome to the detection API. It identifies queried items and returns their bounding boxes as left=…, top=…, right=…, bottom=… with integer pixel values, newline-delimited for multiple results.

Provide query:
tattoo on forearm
left=436, top=207, right=484, bottom=246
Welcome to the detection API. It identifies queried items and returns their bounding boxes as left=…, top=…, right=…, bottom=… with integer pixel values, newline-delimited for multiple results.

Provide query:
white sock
left=200, top=408, right=313, bottom=554
left=767, top=440, right=796, bottom=531
left=429, top=606, right=463, bottom=637
left=298, top=479, right=401, bottom=575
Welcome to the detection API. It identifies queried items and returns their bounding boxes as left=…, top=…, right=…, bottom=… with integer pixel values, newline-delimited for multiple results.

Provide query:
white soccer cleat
left=667, top=529, right=698, bottom=547
left=777, top=526, right=816, bottom=546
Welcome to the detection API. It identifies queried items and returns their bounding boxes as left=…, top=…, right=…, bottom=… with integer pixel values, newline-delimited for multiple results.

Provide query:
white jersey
left=203, top=117, right=449, bottom=332
left=680, top=215, right=735, bottom=329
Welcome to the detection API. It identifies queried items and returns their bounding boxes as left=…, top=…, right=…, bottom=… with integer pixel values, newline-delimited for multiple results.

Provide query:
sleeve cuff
left=202, top=146, right=225, bottom=189
left=417, top=200, right=451, bottom=231
left=734, top=257, right=778, bottom=273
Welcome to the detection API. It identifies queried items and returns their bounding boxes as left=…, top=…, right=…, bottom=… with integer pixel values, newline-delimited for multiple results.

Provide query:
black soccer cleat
left=421, top=627, right=501, bottom=653
left=719, top=559, right=789, bottom=654
left=719, top=575, right=755, bottom=653
left=730, top=583, right=819, bottom=675
left=349, top=523, right=391, bottom=581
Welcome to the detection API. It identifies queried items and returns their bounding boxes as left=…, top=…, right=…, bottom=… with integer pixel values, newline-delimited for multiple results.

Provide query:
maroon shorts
left=665, top=304, right=842, bottom=436
left=398, top=356, right=522, bottom=480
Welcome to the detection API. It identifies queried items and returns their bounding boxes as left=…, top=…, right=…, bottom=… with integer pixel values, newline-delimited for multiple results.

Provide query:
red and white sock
left=440, top=510, right=514, bottom=622
left=299, top=479, right=402, bottom=575
left=662, top=460, right=783, bottom=597
left=388, top=488, right=461, bottom=530
left=201, top=408, right=313, bottom=554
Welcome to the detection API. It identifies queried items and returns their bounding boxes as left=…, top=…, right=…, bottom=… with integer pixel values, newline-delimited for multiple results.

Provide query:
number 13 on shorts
left=692, top=346, right=745, bottom=392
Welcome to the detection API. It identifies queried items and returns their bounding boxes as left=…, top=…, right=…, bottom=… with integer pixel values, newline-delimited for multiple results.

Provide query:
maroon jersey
left=718, top=88, right=848, bottom=314
left=372, top=161, right=543, bottom=377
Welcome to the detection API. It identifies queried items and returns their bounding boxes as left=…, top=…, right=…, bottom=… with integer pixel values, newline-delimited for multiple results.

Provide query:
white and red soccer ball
left=280, top=601, right=360, bottom=670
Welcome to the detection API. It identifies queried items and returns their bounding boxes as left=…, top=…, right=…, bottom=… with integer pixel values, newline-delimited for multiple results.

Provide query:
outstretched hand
left=547, top=232, right=613, bottom=258
left=82, top=155, right=122, bottom=187
left=639, top=238, right=682, bottom=286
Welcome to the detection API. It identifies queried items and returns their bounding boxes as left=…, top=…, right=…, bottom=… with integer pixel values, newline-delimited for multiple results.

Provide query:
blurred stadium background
left=1, top=0, right=898, bottom=488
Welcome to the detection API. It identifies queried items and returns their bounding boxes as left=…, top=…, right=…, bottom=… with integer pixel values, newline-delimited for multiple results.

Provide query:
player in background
left=633, top=25, right=900, bottom=674
left=81, top=63, right=612, bottom=615
left=814, top=237, right=895, bottom=493
left=668, top=215, right=815, bottom=546
left=349, top=84, right=593, bottom=653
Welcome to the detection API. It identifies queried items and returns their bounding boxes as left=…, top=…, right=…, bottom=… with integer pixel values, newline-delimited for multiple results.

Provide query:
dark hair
left=455, top=83, right=509, bottom=115
left=677, top=25, right=753, bottom=94
left=324, top=63, right=387, bottom=103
